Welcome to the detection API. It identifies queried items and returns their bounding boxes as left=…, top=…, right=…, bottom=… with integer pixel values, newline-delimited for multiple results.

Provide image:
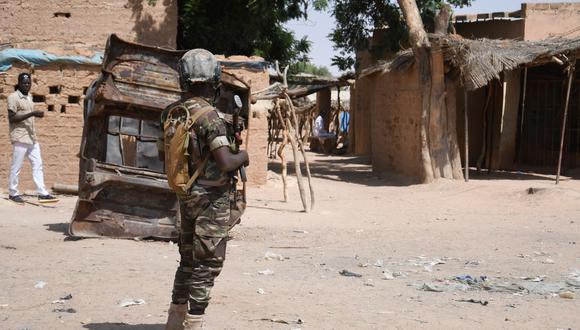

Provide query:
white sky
left=284, top=0, right=580, bottom=76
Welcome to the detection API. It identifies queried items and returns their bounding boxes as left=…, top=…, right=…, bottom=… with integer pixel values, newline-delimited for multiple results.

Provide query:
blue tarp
left=0, top=49, right=103, bottom=72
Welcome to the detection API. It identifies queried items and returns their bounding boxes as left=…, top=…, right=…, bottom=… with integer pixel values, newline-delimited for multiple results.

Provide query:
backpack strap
left=185, top=154, right=210, bottom=191
left=164, top=104, right=190, bottom=131
left=185, top=105, right=214, bottom=129
left=183, top=106, right=214, bottom=191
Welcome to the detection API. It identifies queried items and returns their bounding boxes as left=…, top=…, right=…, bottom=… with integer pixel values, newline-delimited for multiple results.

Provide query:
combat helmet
left=177, top=49, right=221, bottom=89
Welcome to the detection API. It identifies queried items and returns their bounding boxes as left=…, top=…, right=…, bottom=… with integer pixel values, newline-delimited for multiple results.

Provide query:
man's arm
left=212, top=146, right=249, bottom=173
left=8, top=110, right=44, bottom=124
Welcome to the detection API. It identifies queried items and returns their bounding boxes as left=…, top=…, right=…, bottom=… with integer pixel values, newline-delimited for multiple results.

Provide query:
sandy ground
left=1, top=152, right=579, bottom=330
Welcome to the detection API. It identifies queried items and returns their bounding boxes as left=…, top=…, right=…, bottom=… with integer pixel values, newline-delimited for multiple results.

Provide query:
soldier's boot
left=183, top=313, right=204, bottom=330
left=164, top=303, right=188, bottom=330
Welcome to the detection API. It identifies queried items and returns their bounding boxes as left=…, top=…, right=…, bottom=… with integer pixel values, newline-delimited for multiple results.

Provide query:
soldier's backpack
left=163, top=104, right=213, bottom=196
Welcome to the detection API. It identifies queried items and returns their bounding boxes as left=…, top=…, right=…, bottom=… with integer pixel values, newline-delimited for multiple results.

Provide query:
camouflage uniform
left=165, top=96, right=233, bottom=315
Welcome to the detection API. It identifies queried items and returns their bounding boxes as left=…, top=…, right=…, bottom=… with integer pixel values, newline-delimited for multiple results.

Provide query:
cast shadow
left=83, top=323, right=164, bottom=330
left=269, top=154, right=417, bottom=187
left=44, top=223, right=84, bottom=241
left=126, top=0, right=177, bottom=48
left=44, top=223, right=69, bottom=235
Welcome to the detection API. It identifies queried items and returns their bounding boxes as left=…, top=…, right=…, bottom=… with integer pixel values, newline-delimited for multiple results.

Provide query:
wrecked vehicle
left=69, top=34, right=251, bottom=239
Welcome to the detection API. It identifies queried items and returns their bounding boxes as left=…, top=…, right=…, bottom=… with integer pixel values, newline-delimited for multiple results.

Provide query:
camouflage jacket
left=161, top=97, right=234, bottom=195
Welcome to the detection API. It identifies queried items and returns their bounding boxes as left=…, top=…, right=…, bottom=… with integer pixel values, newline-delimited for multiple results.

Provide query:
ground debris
left=52, top=307, right=77, bottom=313
left=417, top=273, right=578, bottom=296
left=339, top=269, right=362, bottom=278
left=262, top=251, right=286, bottom=261
left=34, top=281, right=46, bottom=289
left=118, top=299, right=145, bottom=307
left=456, top=298, right=489, bottom=306
left=258, top=269, right=274, bottom=276
left=1, top=245, right=16, bottom=250
left=559, top=291, right=575, bottom=299
left=409, top=256, right=446, bottom=272
left=52, top=293, right=73, bottom=304
left=252, top=318, right=303, bottom=325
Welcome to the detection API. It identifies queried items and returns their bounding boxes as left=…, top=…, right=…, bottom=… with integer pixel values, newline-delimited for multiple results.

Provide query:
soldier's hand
left=240, top=150, right=249, bottom=167
left=33, top=110, right=45, bottom=118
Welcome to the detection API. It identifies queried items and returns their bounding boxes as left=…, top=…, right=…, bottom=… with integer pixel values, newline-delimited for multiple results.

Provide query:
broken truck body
left=69, top=34, right=250, bottom=239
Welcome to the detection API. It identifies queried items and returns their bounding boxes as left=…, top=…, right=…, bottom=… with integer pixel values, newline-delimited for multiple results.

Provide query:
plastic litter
left=339, top=269, right=362, bottom=277
left=257, top=288, right=265, bottom=295
left=559, top=291, right=575, bottom=299
left=52, top=307, right=77, bottom=313
left=263, top=251, right=285, bottom=261
left=566, top=270, right=580, bottom=287
left=253, top=318, right=303, bottom=325
left=258, top=269, right=274, bottom=276
left=374, top=259, right=384, bottom=268
left=542, top=258, right=555, bottom=264
left=383, top=271, right=395, bottom=280
left=118, top=299, right=145, bottom=307
left=456, top=298, right=488, bottom=306
left=34, top=281, right=47, bottom=289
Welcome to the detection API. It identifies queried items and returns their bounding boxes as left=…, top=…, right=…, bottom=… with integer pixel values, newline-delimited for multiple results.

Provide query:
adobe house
left=0, top=0, right=270, bottom=192
left=350, top=2, right=580, bottom=182
left=0, top=0, right=178, bottom=191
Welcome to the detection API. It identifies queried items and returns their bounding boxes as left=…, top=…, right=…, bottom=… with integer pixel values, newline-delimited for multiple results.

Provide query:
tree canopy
left=177, top=0, right=328, bottom=68
left=329, top=0, right=471, bottom=71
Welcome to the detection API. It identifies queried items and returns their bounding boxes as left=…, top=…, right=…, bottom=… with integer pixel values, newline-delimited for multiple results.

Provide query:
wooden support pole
left=274, top=100, right=289, bottom=201
left=464, top=90, right=469, bottom=182
left=286, top=94, right=315, bottom=211
left=517, top=67, right=528, bottom=163
left=556, top=63, right=576, bottom=184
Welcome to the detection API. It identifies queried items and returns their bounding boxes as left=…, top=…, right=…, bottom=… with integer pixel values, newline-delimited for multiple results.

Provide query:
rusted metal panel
left=70, top=34, right=256, bottom=239
left=70, top=34, right=184, bottom=239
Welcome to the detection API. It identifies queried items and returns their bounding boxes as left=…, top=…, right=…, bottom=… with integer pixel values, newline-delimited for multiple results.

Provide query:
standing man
left=7, top=73, right=58, bottom=204
left=162, top=49, right=248, bottom=330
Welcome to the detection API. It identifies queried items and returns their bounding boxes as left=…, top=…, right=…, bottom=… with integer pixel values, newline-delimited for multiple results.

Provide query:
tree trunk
left=434, top=4, right=451, bottom=35
left=398, top=0, right=463, bottom=182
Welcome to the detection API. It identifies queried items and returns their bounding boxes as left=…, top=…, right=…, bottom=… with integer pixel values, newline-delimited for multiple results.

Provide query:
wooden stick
left=285, top=114, right=309, bottom=212
left=286, top=94, right=315, bottom=211
left=464, top=90, right=469, bottom=182
left=280, top=97, right=309, bottom=212
left=517, top=67, right=528, bottom=163
left=274, top=100, right=289, bottom=202
left=556, top=63, right=576, bottom=184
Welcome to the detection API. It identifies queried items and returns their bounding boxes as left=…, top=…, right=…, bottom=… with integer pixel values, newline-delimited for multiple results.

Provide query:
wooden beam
left=464, top=91, right=469, bottom=182
left=556, top=63, right=576, bottom=184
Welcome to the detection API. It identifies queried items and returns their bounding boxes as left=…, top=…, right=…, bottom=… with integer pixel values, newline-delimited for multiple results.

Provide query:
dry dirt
left=1, top=153, right=580, bottom=330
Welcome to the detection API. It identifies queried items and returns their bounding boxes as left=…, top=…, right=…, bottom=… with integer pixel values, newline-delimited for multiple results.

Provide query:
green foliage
left=178, top=0, right=328, bottom=67
left=329, top=0, right=471, bottom=71
left=289, top=61, right=333, bottom=77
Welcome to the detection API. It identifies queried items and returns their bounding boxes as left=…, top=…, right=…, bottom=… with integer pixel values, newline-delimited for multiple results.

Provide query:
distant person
left=6, top=73, right=58, bottom=204
left=313, top=111, right=334, bottom=137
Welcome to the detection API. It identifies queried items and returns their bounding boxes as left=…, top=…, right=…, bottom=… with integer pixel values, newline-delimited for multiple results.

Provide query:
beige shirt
left=7, top=90, right=37, bottom=145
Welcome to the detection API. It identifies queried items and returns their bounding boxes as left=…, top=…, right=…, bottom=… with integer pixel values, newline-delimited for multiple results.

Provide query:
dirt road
left=1, top=154, right=579, bottom=329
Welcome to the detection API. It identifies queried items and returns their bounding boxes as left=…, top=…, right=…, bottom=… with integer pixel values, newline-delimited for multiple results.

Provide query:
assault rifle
left=233, top=95, right=247, bottom=183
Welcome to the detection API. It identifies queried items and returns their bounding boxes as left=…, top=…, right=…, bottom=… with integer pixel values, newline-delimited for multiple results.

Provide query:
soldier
left=161, top=49, right=249, bottom=330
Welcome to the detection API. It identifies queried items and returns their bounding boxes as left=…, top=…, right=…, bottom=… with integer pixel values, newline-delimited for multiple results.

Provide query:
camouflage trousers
left=171, top=186, right=230, bottom=315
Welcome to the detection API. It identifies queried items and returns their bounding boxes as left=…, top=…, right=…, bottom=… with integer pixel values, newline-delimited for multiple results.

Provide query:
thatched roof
left=359, top=35, right=580, bottom=91
left=442, top=36, right=580, bottom=90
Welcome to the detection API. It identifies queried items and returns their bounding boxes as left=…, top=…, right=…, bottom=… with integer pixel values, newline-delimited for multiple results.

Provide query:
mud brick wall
left=219, top=55, right=270, bottom=186
left=0, top=0, right=178, bottom=52
left=359, top=62, right=423, bottom=179
left=0, top=63, right=99, bottom=193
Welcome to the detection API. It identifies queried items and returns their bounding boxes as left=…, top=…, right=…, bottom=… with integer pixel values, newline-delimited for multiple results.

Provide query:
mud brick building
left=0, top=0, right=270, bottom=192
left=351, top=2, right=580, bottom=181
left=0, top=0, right=177, bottom=192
